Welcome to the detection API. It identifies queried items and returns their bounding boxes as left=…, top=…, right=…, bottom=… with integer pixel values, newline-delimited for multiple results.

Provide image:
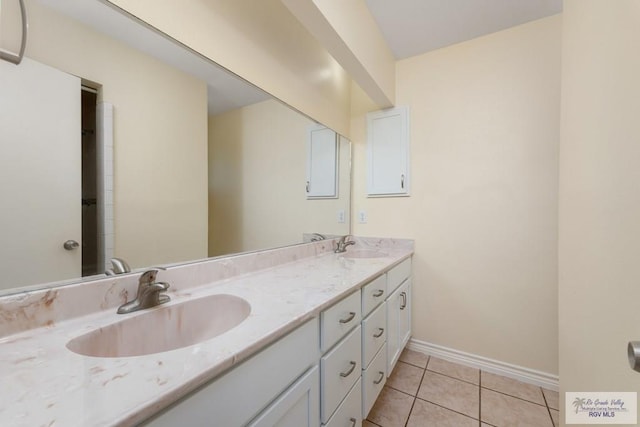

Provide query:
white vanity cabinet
left=248, top=366, right=319, bottom=427
left=360, top=256, right=412, bottom=420
left=141, top=258, right=411, bottom=427
left=386, top=258, right=412, bottom=375
left=143, top=319, right=319, bottom=427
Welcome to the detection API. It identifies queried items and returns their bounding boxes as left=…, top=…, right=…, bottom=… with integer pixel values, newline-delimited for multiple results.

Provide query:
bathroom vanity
left=0, top=237, right=413, bottom=426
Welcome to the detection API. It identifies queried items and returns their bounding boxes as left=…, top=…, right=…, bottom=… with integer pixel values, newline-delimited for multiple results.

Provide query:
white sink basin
left=67, top=294, right=251, bottom=357
left=340, top=250, right=388, bottom=259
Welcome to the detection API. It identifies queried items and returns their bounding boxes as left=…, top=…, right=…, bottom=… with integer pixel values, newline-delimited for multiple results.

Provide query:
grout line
left=386, top=384, right=420, bottom=399
left=403, top=366, right=428, bottom=427
left=399, top=357, right=429, bottom=370
left=542, top=388, right=556, bottom=426
left=481, top=386, right=547, bottom=408
left=414, top=396, right=480, bottom=422
left=424, top=367, right=481, bottom=387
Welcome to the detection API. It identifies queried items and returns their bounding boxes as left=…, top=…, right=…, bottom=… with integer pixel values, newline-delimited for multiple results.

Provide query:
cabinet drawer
left=321, top=290, right=361, bottom=352
left=323, top=379, right=362, bottom=427
left=362, top=344, right=387, bottom=418
left=361, top=274, right=387, bottom=317
left=387, top=258, right=411, bottom=294
left=321, top=325, right=362, bottom=423
left=362, top=302, right=386, bottom=369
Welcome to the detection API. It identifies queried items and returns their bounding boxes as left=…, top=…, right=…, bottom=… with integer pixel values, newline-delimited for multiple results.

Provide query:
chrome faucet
left=117, top=269, right=170, bottom=314
left=105, top=257, right=131, bottom=276
left=310, top=233, right=326, bottom=242
left=335, top=235, right=356, bottom=253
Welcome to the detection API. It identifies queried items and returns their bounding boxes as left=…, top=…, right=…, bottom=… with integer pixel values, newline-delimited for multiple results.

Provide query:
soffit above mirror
left=40, top=0, right=270, bottom=114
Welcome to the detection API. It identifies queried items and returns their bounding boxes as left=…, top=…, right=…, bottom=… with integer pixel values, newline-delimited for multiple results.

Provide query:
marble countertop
left=0, top=237, right=413, bottom=427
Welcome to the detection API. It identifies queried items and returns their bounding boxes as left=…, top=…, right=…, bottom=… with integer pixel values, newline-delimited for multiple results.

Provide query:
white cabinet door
left=398, top=279, right=412, bottom=350
left=366, top=107, right=409, bottom=197
left=0, top=57, right=81, bottom=290
left=143, top=319, right=318, bottom=427
left=249, top=366, right=320, bottom=427
left=386, top=279, right=412, bottom=374
left=306, top=125, right=338, bottom=198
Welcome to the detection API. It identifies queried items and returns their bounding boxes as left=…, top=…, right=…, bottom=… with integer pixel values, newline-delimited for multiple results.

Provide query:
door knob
left=628, top=341, right=640, bottom=372
left=63, top=240, right=80, bottom=250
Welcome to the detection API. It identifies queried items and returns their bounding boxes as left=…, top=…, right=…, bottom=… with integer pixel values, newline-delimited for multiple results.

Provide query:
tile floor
left=365, top=349, right=559, bottom=427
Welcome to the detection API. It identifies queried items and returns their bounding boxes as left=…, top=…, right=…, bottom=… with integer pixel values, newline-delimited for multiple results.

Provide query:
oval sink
left=67, top=294, right=251, bottom=358
left=340, top=250, right=388, bottom=259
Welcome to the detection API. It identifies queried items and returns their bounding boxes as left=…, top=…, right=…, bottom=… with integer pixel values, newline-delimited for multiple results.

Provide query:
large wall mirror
left=0, top=0, right=351, bottom=296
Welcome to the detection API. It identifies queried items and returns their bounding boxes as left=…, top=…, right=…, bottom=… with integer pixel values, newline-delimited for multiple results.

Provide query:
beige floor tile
left=427, top=357, right=480, bottom=384
left=543, top=388, right=559, bottom=410
left=399, top=348, right=429, bottom=368
left=481, top=388, right=553, bottom=427
left=481, top=372, right=545, bottom=405
left=417, top=371, right=479, bottom=419
left=387, top=361, right=424, bottom=396
left=367, top=386, right=414, bottom=427
left=550, top=409, right=559, bottom=427
left=363, top=421, right=380, bottom=427
left=407, top=398, right=477, bottom=427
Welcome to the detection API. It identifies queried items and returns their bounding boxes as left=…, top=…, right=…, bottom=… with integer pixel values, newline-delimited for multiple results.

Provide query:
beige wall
left=20, top=1, right=208, bottom=269
left=108, top=0, right=352, bottom=137
left=208, top=100, right=350, bottom=256
left=559, top=0, right=640, bottom=420
left=351, top=16, right=561, bottom=375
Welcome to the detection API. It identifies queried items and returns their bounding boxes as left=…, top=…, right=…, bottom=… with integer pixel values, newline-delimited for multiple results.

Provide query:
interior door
left=0, top=57, right=81, bottom=290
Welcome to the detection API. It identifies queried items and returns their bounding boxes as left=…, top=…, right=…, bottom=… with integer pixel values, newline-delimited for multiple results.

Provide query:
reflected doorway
left=81, top=87, right=99, bottom=276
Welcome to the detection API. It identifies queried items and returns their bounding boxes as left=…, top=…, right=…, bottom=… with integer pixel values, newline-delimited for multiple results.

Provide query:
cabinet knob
left=373, top=328, right=384, bottom=338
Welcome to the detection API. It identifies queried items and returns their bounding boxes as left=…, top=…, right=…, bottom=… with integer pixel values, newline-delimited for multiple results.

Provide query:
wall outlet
left=358, top=210, right=368, bottom=224
left=337, top=210, right=345, bottom=223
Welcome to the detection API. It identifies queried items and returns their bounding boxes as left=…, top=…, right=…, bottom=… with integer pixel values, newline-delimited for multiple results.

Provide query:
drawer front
left=387, top=258, right=411, bottom=294
left=362, top=343, right=387, bottom=418
left=362, top=302, right=387, bottom=369
left=323, top=380, right=362, bottom=427
left=361, top=274, right=387, bottom=317
left=321, top=325, right=362, bottom=423
left=321, top=290, right=362, bottom=352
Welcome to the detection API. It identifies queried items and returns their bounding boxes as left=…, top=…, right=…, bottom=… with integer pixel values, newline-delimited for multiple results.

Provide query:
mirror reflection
left=0, top=0, right=351, bottom=295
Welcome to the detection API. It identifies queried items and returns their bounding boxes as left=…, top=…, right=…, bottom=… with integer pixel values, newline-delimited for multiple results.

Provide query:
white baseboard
left=407, top=338, right=559, bottom=392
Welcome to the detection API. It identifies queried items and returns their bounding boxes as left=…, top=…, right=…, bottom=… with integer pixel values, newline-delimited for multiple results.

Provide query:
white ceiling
left=365, top=0, right=562, bottom=59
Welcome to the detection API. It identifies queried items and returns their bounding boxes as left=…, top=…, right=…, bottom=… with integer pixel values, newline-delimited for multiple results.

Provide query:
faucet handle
left=139, top=268, right=165, bottom=285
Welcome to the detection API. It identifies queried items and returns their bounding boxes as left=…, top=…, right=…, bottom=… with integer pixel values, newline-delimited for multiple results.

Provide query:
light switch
left=358, top=210, right=368, bottom=224
left=337, top=210, right=346, bottom=223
